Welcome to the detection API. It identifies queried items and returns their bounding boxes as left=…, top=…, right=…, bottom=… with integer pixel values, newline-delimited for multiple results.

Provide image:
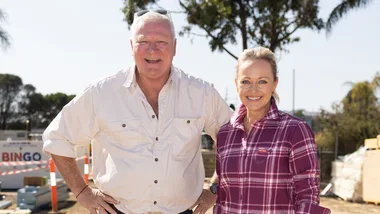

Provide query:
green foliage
left=43, top=92, right=75, bottom=123
left=0, top=73, right=76, bottom=130
left=0, top=8, right=10, bottom=50
left=18, top=84, right=47, bottom=129
left=0, top=74, right=23, bottom=129
left=294, top=109, right=306, bottom=118
left=122, top=0, right=157, bottom=26
left=122, top=0, right=324, bottom=58
left=317, top=72, right=380, bottom=154
left=326, top=0, right=373, bottom=35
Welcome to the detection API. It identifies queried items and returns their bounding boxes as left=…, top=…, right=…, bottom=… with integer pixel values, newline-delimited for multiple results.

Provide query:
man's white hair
left=130, top=11, right=175, bottom=41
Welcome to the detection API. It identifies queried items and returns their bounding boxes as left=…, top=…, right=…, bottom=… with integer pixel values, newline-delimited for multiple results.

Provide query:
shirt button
left=154, top=180, right=158, bottom=184
left=155, top=158, right=159, bottom=162
left=122, top=124, right=126, bottom=127
left=155, top=137, right=158, bottom=141
left=152, top=115, right=155, bottom=119
left=153, top=201, right=157, bottom=205
left=187, top=120, right=190, bottom=124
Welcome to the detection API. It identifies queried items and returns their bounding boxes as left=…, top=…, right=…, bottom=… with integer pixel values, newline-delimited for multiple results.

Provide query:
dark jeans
left=106, top=203, right=193, bottom=214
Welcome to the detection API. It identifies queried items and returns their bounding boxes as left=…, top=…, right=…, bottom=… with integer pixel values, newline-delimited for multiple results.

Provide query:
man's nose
left=147, top=43, right=159, bottom=52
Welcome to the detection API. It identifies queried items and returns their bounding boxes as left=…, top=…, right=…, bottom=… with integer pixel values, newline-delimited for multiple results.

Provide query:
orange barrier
left=0, top=155, right=90, bottom=212
left=49, top=158, right=58, bottom=212
left=0, top=156, right=87, bottom=176
left=84, top=154, right=89, bottom=185
left=0, top=165, right=49, bottom=176
left=48, top=155, right=90, bottom=212
left=0, top=160, right=49, bottom=166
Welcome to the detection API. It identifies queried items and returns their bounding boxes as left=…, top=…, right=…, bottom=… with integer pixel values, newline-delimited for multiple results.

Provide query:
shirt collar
left=122, top=64, right=177, bottom=88
left=231, top=97, right=280, bottom=128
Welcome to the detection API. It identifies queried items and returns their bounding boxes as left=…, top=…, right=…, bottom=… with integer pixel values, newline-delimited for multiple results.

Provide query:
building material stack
left=16, top=178, right=68, bottom=211
left=363, top=135, right=380, bottom=205
left=331, top=147, right=366, bottom=202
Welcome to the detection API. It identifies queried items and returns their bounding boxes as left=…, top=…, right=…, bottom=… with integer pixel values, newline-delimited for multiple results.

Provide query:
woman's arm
left=289, top=122, right=331, bottom=214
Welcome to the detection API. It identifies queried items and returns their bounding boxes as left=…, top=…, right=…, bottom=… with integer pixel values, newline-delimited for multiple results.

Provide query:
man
left=42, top=10, right=231, bottom=214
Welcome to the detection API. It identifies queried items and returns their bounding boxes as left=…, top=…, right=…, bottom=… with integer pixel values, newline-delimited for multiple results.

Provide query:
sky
left=0, top=0, right=379, bottom=113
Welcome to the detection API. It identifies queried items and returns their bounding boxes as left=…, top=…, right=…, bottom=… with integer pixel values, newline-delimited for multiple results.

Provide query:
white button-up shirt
left=42, top=65, right=232, bottom=214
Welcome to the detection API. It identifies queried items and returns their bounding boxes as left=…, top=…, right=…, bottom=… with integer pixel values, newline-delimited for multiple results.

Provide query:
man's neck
left=136, top=73, right=169, bottom=96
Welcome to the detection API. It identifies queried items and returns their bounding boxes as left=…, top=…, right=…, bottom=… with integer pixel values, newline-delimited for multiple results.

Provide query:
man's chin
left=138, top=70, right=169, bottom=80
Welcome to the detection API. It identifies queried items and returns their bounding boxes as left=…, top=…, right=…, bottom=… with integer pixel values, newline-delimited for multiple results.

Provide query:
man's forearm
left=51, top=154, right=87, bottom=196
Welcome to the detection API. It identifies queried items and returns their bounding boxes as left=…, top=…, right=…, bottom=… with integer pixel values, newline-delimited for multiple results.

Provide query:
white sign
left=0, top=141, right=88, bottom=189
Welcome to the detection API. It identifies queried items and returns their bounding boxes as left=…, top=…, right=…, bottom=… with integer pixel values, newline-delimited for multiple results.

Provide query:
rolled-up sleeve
left=42, top=84, right=99, bottom=158
left=289, top=122, right=331, bottom=214
left=204, top=85, right=232, bottom=140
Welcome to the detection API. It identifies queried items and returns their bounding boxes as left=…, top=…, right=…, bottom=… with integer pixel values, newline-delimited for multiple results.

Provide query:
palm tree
left=0, top=8, right=10, bottom=49
left=339, top=72, right=380, bottom=151
left=326, top=0, right=373, bottom=35
left=343, top=72, right=380, bottom=103
left=372, top=71, right=380, bottom=90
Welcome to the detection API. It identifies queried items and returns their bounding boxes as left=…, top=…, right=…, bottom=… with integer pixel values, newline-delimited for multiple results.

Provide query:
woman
left=214, top=47, right=330, bottom=214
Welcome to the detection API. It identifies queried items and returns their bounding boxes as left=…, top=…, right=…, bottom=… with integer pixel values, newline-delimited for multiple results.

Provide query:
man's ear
left=130, top=39, right=134, bottom=55
left=173, top=38, right=177, bottom=56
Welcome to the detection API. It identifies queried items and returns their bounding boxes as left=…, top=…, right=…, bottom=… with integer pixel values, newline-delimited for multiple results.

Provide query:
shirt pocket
left=252, top=147, right=272, bottom=164
left=172, top=117, right=202, bottom=159
left=104, top=119, right=144, bottom=148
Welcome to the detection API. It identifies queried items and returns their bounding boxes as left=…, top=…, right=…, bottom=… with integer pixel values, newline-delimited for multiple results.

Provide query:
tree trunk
left=237, top=0, right=248, bottom=50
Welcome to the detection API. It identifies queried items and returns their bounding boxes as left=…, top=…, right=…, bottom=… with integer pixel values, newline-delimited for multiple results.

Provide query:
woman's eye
left=258, top=80, right=267, bottom=84
left=241, top=80, right=250, bottom=84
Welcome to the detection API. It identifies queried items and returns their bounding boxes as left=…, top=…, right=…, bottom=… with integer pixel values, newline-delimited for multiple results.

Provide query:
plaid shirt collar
left=230, top=97, right=280, bottom=128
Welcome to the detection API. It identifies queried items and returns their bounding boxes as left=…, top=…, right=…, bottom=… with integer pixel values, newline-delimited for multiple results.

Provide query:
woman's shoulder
left=277, top=111, right=315, bottom=143
left=216, top=121, right=240, bottom=149
left=278, top=110, right=310, bottom=127
left=216, top=120, right=240, bottom=142
left=218, top=121, right=236, bottom=133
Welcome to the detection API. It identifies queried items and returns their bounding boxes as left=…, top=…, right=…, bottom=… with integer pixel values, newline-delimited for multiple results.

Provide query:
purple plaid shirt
left=214, top=99, right=331, bottom=214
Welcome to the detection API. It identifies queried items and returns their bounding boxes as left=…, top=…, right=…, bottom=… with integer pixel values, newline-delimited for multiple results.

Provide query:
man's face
left=130, top=19, right=176, bottom=80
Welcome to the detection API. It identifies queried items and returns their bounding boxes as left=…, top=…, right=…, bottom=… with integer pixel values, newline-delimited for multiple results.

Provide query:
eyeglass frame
left=134, top=9, right=171, bottom=20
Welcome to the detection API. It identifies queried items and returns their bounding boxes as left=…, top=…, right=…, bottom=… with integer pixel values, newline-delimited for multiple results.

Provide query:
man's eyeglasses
left=134, top=9, right=171, bottom=20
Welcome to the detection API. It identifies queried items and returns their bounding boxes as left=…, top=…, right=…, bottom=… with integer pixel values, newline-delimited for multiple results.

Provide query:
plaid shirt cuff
left=297, top=203, right=331, bottom=214
left=213, top=204, right=221, bottom=214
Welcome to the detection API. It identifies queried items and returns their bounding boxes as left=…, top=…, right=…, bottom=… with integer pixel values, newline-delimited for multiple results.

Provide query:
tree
left=18, top=84, right=46, bottom=128
left=340, top=73, right=380, bottom=143
left=294, top=109, right=306, bottom=118
left=317, top=72, right=380, bottom=154
left=326, top=0, right=373, bottom=35
left=0, top=9, right=10, bottom=49
left=0, top=74, right=23, bottom=129
left=43, top=93, right=75, bottom=124
left=122, top=0, right=324, bottom=59
left=0, top=73, right=77, bottom=129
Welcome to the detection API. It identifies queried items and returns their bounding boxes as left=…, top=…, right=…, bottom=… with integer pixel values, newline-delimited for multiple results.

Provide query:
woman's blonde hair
left=236, top=47, right=279, bottom=102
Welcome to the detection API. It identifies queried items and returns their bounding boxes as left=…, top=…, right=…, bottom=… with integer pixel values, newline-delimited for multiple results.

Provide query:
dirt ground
left=2, top=187, right=380, bottom=213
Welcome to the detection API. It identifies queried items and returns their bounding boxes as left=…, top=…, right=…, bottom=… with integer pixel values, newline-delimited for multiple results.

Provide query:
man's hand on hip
left=191, top=189, right=216, bottom=214
left=77, top=185, right=120, bottom=214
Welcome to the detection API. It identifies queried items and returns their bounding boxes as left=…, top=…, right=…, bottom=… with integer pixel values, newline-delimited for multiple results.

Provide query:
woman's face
left=235, top=59, right=278, bottom=113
